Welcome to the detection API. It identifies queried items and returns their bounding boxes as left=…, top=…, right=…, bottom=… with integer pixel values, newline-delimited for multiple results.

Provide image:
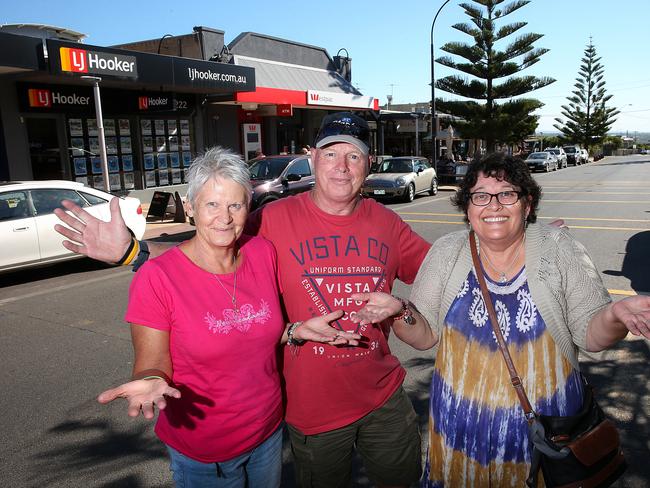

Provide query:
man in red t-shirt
left=54, top=113, right=433, bottom=487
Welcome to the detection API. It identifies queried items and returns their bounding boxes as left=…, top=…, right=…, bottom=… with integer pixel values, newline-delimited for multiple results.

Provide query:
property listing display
left=141, top=117, right=193, bottom=188
left=67, top=115, right=193, bottom=190
left=68, top=117, right=135, bottom=190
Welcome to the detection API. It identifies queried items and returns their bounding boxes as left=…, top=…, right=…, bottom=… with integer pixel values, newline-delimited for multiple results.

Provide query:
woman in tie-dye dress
left=352, top=153, right=650, bottom=487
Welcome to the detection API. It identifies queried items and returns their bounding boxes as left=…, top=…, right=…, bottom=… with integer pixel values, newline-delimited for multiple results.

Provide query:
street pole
left=81, top=76, right=110, bottom=192
left=430, top=0, right=452, bottom=174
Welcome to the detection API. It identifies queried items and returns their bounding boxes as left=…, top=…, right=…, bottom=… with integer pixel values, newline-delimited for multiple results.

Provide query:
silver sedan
left=362, top=157, right=438, bottom=202
left=524, top=152, right=558, bottom=172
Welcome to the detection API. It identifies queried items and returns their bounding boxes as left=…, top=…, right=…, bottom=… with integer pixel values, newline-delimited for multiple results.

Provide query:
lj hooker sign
left=50, top=40, right=138, bottom=80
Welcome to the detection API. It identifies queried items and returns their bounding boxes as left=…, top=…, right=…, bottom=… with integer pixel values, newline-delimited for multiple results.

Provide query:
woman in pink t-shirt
left=96, top=147, right=360, bottom=487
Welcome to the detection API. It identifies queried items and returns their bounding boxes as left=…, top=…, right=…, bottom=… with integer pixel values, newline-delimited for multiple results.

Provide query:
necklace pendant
left=499, top=273, right=507, bottom=283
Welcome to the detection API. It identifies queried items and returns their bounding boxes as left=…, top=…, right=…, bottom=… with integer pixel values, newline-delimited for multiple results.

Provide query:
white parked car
left=0, top=180, right=145, bottom=273
left=580, top=148, right=589, bottom=163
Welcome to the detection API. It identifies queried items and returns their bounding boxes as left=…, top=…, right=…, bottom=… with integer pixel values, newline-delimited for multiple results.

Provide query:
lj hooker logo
left=28, top=89, right=51, bottom=108
left=59, top=47, right=137, bottom=78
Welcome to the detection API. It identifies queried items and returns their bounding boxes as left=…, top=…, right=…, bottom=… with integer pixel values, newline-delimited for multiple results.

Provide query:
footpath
left=140, top=201, right=195, bottom=242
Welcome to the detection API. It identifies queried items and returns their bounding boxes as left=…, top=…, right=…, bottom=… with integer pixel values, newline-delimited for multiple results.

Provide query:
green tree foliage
left=435, top=0, right=554, bottom=152
left=553, top=41, right=619, bottom=151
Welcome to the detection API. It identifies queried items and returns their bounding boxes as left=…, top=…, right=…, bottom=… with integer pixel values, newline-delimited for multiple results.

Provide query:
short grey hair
left=186, top=147, right=252, bottom=206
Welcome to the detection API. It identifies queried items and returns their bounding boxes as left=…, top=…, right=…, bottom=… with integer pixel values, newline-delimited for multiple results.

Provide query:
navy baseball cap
left=314, top=112, right=370, bottom=155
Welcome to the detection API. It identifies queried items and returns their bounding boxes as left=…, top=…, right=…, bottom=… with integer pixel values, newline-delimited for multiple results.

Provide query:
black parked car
left=249, top=155, right=315, bottom=208
left=436, top=158, right=468, bottom=185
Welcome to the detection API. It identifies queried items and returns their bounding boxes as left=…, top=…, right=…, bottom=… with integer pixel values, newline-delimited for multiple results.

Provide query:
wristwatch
left=393, top=297, right=415, bottom=325
left=131, top=240, right=150, bottom=272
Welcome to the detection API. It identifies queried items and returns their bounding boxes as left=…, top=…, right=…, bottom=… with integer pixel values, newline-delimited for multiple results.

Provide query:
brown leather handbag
left=469, top=231, right=626, bottom=488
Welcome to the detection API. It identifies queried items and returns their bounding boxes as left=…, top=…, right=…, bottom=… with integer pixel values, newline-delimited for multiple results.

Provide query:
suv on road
left=562, top=145, right=582, bottom=166
left=544, top=147, right=568, bottom=168
left=248, top=154, right=314, bottom=209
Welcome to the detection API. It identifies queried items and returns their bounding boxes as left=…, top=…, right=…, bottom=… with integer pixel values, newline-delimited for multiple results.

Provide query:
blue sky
left=3, top=0, right=649, bottom=134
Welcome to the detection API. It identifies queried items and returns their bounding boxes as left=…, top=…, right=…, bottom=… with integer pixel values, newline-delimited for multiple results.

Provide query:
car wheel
left=545, top=163, right=550, bottom=172
left=429, top=177, right=438, bottom=196
left=403, top=183, right=415, bottom=202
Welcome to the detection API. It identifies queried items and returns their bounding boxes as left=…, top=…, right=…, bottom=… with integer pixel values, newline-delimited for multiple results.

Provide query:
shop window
left=67, top=117, right=135, bottom=191
left=141, top=117, right=193, bottom=188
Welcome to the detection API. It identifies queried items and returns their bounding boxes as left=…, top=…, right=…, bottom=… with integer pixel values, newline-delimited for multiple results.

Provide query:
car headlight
left=396, top=176, right=406, bottom=185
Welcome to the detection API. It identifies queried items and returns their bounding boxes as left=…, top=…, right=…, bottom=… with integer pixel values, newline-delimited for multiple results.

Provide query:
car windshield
left=563, top=147, right=577, bottom=153
left=377, top=159, right=413, bottom=174
left=529, top=153, right=547, bottom=159
left=249, top=157, right=293, bottom=180
left=546, top=149, right=559, bottom=154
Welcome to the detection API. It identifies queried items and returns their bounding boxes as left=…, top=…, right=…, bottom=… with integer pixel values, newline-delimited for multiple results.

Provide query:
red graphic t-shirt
left=125, top=235, right=284, bottom=462
left=248, top=192, right=431, bottom=434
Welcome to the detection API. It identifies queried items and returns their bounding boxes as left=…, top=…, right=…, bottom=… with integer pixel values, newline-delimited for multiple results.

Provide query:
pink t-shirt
left=248, top=193, right=431, bottom=434
left=125, top=235, right=284, bottom=463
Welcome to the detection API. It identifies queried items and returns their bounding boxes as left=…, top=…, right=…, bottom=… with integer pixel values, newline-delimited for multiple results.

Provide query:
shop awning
left=233, top=55, right=359, bottom=93
left=231, top=55, right=378, bottom=110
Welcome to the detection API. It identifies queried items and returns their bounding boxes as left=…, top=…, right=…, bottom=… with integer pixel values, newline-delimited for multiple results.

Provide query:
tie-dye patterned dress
left=422, top=266, right=585, bottom=487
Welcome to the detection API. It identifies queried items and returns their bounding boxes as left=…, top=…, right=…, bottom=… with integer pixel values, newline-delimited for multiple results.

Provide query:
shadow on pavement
left=603, top=230, right=650, bottom=295
left=581, top=339, right=650, bottom=487
left=0, top=258, right=111, bottom=288
left=26, top=418, right=171, bottom=487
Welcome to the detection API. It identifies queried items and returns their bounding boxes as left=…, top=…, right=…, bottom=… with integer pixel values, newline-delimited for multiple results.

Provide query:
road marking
left=0, top=269, right=132, bottom=306
left=394, top=195, right=451, bottom=210
left=539, top=216, right=650, bottom=223
left=401, top=218, right=647, bottom=231
left=562, top=225, right=649, bottom=231
left=403, top=219, right=466, bottom=225
left=543, top=191, right=650, bottom=195
left=399, top=211, right=650, bottom=224
left=543, top=199, right=650, bottom=204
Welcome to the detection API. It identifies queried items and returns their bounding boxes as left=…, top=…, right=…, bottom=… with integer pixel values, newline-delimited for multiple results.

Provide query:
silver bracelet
left=287, top=321, right=305, bottom=346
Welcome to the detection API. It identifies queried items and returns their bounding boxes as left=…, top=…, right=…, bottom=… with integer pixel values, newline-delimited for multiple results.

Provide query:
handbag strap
left=469, top=231, right=537, bottom=421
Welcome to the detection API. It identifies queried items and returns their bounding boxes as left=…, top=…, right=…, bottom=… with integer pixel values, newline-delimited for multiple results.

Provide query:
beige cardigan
left=410, top=222, right=611, bottom=370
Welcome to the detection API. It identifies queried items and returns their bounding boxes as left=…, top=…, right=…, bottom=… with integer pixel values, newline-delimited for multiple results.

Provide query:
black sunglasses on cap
left=314, top=112, right=370, bottom=154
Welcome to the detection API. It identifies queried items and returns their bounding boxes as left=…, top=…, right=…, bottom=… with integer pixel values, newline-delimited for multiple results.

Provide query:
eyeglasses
left=469, top=191, right=522, bottom=206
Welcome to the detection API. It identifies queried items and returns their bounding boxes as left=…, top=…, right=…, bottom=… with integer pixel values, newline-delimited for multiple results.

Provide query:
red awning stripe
left=235, top=87, right=306, bottom=105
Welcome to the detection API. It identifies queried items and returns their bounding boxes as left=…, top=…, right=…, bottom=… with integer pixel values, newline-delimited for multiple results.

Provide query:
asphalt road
left=0, top=154, right=648, bottom=487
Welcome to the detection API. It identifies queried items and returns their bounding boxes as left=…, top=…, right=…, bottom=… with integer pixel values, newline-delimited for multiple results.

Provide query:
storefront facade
left=118, top=28, right=379, bottom=159
left=0, top=28, right=254, bottom=191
